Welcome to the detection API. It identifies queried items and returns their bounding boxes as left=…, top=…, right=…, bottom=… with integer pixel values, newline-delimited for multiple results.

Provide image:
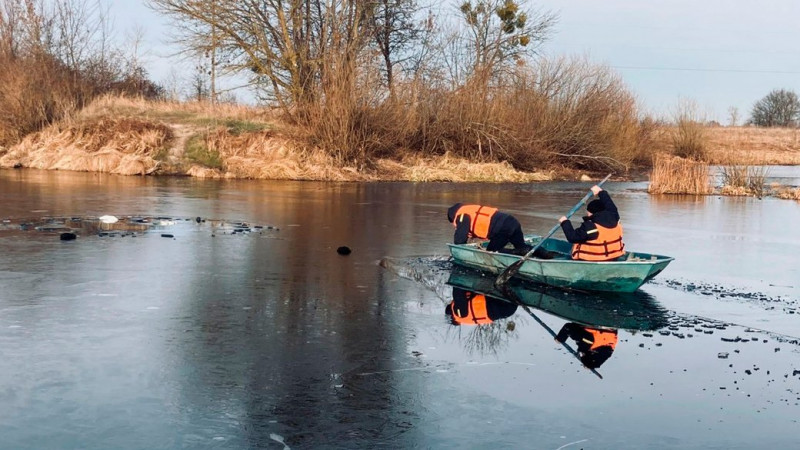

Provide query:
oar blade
left=494, top=259, right=523, bottom=287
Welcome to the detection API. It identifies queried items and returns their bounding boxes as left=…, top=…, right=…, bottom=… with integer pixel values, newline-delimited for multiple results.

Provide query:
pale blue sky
left=536, top=0, right=800, bottom=123
left=109, top=0, right=800, bottom=123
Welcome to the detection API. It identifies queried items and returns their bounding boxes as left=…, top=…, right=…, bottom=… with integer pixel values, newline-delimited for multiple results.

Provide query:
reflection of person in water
left=445, top=287, right=518, bottom=325
left=555, top=323, right=618, bottom=369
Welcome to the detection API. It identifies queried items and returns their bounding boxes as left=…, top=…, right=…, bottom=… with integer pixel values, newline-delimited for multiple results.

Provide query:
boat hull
left=448, top=237, right=674, bottom=293
left=446, top=268, right=669, bottom=331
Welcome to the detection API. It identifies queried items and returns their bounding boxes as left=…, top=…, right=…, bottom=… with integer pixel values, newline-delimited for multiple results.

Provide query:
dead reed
left=648, top=154, right=712, bottom=194
left=773, top=186, right=800, bottom=200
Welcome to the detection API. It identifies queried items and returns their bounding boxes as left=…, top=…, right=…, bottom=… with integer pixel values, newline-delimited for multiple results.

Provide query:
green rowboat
left=448, top=235, right=674, bottom=293
left=446, top=267, right=670, bottom=331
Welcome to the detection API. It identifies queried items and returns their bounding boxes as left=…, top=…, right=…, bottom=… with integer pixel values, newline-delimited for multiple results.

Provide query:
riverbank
left=0, top=96, right=555, bottom=183
left=1, top=96, right=799, bottom=184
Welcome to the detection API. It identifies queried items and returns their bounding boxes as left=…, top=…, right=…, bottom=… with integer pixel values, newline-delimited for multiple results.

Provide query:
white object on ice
left=99, top=215, right=119, bottom=224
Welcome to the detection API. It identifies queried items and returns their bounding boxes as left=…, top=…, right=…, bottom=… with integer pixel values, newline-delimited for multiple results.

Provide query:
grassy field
left=704, top=126, right=800, bottom=165
left=651, top=125, right=800, bottom=165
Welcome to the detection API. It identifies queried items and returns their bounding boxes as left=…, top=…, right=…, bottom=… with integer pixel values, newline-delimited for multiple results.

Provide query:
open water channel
left=1, top=169, right=799, bottom=449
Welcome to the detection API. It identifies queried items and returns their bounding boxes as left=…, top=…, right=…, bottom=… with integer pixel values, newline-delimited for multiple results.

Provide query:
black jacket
left=555, top=322, right=617, bottom=369
left=447, top=288, right=518, bottom=323
left=447, top=203, right=512, bottom=245
left=560, top=191, right=620, bottom=244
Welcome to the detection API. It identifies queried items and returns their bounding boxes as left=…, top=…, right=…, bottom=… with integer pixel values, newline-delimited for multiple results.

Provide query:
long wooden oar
left=496, top=283, right=603, bottom=379
left=494, top=173, right=612, bottom=288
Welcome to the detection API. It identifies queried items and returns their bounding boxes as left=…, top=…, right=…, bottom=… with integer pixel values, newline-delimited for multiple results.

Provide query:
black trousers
left=486, top=216, right=527, bottom=252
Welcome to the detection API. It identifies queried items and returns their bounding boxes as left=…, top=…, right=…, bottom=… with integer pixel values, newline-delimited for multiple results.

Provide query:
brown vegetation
left=647, top=155, right=712, bottom=195
left=0, top=95, right=553, bottom=182
left=146, top=1, right=653, bottom=174
left=703, top=127, right=800, bottom=165
left=671, top=119, right=707, bottom=160
left=300, top=56, right=655, bottom=174
left=651, top=126, right=800, bottom=165
left=1, top=117, right=172, bottom=175
left=773, top=186, right=800, bottom=200
left=0, top=0, right=160, bottom=147
left=718, top=164, right=769, bottom=198
left=4, top=1, right=796, bottom=185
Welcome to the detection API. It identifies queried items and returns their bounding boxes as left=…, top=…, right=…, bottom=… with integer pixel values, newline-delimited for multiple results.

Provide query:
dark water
left=1, top=169, right=799, bottom=449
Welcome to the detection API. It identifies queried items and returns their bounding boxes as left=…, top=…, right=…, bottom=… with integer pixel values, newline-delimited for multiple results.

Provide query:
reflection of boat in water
left=446, top=266, right=669, bottom=332
left=448, top=235, right=674, bottom=293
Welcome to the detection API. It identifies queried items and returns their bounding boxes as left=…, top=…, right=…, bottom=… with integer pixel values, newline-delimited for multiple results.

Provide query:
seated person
left=559, top=185, right=625, bottom=261
left=555, top=322, right=618, bottom=369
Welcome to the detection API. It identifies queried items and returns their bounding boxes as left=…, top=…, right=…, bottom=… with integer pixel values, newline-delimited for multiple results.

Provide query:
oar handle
left=494, top=173, right=613, bottom=287
left=562, top=173, right=613, bottom=222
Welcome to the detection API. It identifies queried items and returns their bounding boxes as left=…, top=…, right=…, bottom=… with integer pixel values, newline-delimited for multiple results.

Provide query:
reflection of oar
left=497, top=283, right=603, bottom=379
left=494, top=173, right=612, bottom=288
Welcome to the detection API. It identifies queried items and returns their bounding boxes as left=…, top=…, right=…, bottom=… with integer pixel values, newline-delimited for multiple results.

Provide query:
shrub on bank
left=0, top=2, right=161, bottom=147
left=720, top=165, right=769, bottom=198
left=300, top=56, right=653, bottom=173
left=670, top=101, right=708, bottom=160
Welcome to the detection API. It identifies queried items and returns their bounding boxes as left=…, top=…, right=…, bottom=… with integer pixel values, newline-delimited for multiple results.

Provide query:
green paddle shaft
left=494, top=173, right=613, bottom=287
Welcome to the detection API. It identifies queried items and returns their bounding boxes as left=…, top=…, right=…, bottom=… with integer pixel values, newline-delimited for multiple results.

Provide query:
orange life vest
left=583, top=328, right=618, bottom=350
left=450, top=294, right=491, bottom=325
left=571, top=222, right=625, bottom=261
left=452, top=205, right=498, bottom=240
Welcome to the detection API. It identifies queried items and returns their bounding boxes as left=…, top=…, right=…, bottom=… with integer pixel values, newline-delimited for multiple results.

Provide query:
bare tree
left=727, top=106, right=739, bottom=127
left=370, top=0, right=421, bottom=93
left=751, top=89, right=800, bottom=127
left=458, top=0, right=555, bottom=77
left=146, top=0, right=374, bottom=116
left=0, top=0, right=161, bottom=144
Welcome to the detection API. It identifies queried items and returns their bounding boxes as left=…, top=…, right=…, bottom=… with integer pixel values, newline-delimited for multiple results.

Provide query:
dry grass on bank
left=374, top=153, right=551, bottom=182
left=773, top=186, right=800, bottom=200
left=648, top=154, right=712, bottom=194
left=651, top=125, right=800, bottom=165
left=704, top=127, right=800, bottom=165
left=300, top=56, right=655, bottom=172
left=1, top=95, right=553, bottom=182
left=0, top=117, right=172, bottom=175
left=78, top=94, right=274, bottom=125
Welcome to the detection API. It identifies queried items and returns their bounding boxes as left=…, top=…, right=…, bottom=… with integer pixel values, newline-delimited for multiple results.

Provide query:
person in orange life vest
left=445, top=287, right=518, bottom=326
left=555, top=322, right=619, bottom=369
left=558, top=185, right=625, bottom=261
left=447, top=203, right=533, bottom=255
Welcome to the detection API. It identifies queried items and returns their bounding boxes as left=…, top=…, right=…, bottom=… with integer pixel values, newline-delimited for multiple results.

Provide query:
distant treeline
left=0, top=0, right=160, bottom=146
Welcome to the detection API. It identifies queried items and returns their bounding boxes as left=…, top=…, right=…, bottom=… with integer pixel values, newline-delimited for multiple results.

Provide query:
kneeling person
left=447, top=203, right=531, bottom=255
